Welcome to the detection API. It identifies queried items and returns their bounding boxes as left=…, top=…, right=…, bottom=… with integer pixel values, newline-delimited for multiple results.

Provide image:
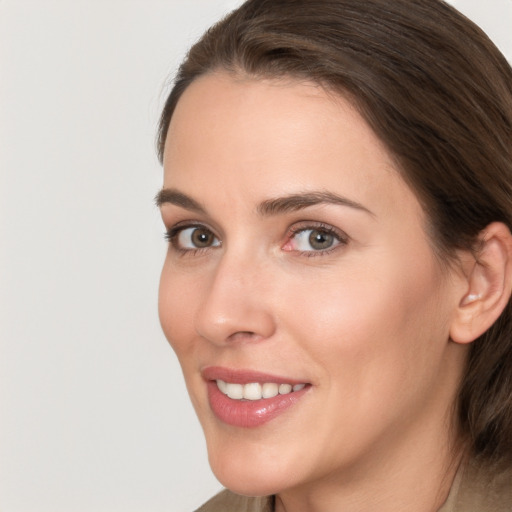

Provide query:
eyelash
left=285, top=222, right=348, bottom=257
left=164, top=223, right=221, bottom=256
left=164, top=222, right=348, bottom=257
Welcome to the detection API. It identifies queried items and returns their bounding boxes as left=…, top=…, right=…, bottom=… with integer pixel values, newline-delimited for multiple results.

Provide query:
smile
left=216, top=380, right=306, bottom=400
left=202, top=367, right=311, bottom=428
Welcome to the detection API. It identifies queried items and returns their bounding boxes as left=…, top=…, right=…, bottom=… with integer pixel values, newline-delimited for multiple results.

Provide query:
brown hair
left=158, top=0, right=512, bottom=464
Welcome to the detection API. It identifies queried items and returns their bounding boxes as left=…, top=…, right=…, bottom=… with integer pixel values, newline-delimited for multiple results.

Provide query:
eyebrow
left=155, top=188, right=374, bottom=217
left=257, top=191, right=374, bottom=217
left=155, top=188, right=206, bottom=214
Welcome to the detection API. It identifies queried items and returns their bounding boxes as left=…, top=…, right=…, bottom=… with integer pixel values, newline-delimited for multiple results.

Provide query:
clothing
left=438, top=458, right=512, bottom=512
left=195, top=458, right=512, bottom=511
left=195, top=492, right=273, bottom=512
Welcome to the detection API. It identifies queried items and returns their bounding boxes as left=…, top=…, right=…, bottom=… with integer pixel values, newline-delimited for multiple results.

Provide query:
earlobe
left=450, top=222, right=512, bottom=344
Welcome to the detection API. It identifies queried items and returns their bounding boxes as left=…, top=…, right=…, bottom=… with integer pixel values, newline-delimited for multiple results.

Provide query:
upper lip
left=202, top=366, right=309, bottom=385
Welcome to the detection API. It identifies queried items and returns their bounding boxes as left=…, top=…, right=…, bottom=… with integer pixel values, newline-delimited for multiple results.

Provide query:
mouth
left=216, top=380, right=306, bottom=400
left=202, top=367, right=311, bottom=428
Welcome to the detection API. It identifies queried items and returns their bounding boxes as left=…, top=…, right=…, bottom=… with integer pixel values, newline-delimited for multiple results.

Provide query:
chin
left=206, top=439, right=297, bottom=497
left=212, top=466, right=287, bottom=497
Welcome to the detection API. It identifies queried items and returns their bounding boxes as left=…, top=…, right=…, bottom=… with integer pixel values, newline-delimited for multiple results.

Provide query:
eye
left=166, top=225, right=221, bottom=251
left=283, top=224, right=346, bottom=254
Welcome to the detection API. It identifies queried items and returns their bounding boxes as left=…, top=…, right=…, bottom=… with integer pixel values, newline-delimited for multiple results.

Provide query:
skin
left=158, top=72, right=473, bottom=512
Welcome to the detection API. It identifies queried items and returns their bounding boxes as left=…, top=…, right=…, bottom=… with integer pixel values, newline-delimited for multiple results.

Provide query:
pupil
left=309, top=230, right=333, bottom=250
left=192, top=229, right=212, bottom=247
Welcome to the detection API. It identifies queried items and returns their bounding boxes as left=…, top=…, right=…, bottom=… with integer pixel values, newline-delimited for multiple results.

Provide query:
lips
left=202, top=367, right=310, bottom=428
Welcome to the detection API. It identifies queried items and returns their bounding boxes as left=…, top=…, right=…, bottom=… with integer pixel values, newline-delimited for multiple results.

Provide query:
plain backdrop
left=0, top=1, right=510, bottom=511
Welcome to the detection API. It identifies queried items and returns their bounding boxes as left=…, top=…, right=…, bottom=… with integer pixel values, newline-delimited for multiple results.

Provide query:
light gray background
left=0, top=1, right=510, bottom=511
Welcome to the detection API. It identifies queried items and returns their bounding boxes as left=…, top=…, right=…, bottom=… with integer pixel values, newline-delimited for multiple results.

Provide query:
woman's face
left=158, top=73, right=466, bottom=496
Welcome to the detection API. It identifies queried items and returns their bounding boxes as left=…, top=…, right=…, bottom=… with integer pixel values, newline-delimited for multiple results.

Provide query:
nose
left=194, top=250, right=276, bottom=346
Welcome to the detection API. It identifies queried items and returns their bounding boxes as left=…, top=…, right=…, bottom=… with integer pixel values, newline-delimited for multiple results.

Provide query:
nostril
left=227, top=331, right=261, bottom=343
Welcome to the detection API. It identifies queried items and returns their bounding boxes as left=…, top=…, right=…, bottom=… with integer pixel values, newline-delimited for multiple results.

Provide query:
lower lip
left=207, top=381, right=309, bottom=428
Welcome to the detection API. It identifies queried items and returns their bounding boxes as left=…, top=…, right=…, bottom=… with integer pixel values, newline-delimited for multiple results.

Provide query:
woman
left=156, top=1, right=512, bottom=510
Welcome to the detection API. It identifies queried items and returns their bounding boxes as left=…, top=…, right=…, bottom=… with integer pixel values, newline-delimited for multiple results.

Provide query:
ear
left=450, top=222, right=512, bottom=344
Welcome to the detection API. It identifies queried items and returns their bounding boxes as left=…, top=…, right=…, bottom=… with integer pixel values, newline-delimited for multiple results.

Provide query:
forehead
left=163, top=72, right=422, bottom=223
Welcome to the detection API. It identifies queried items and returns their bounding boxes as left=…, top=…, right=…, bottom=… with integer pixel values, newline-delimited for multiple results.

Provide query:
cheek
left=158, top=263, right=197, bottom=357
left=281, top=252, right=449, bottom=391
left=159, top=264, right=210, bottom=418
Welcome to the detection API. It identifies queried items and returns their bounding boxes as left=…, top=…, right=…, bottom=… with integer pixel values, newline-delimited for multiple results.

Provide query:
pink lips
left=202, top=367, right=310, bottom=428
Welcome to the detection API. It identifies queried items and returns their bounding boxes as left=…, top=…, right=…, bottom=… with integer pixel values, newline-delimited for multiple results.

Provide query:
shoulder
left=195, top=489, right=273, bottom=512
left=440, top=458, right=512, bottom=512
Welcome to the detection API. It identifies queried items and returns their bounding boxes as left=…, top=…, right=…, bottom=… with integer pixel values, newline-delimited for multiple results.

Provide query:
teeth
left=217, top=379, right=228, bottom=394
left=262, top=382, right=279, bottom=398
left=243, top=382, right=262, bottom=400
left=226, top=383, right=243, bottom=399
left=278, top=383, right=292, bottom=394
left=216, top=380, right=307, bottom=401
